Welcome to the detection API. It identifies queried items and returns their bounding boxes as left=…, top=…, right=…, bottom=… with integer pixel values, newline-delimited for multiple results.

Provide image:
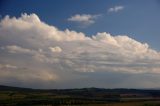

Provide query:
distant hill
left=1, top=85, right=160, bottom=97
left=0, top=85, right=35, bottom=91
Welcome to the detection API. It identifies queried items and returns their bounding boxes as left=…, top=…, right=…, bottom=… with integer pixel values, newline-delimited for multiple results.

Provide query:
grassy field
left=77, top=102, right=160, bottom=106
left=88, top=101, right=160, bottom=106
left=1, top=91, right=160, bottom=106
left=1, top=85, right=160, bottom=106
left=33, top=101, right=160, bottom=106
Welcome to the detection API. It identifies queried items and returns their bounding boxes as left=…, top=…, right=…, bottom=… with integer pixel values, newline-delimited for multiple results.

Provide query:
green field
left=1, top=85, right=160, bottom=106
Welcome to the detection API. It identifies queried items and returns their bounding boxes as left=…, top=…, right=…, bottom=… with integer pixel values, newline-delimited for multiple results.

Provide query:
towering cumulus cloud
left=0, top=13, right=160, bottom=88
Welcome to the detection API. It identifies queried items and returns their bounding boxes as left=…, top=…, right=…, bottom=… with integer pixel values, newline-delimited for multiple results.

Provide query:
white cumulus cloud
left=0, top=13, right=160, bottom=88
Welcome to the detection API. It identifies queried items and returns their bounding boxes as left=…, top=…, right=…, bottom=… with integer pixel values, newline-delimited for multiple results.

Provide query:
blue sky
left=0, top=0, right=160, bottom=50
left=0, top=0, right=160, bottom=89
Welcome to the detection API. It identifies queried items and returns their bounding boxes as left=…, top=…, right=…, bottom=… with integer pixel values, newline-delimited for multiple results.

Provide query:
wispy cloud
left=0, top=64, right=17, bottom=69
left=108, top=6, right=124, bottom=13
left=68, top=14, right=101, bottom=27
left=4, top=45, right=34, bottom=54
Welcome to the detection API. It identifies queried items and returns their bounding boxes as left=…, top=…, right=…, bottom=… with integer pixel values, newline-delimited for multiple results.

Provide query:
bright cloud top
left=108, top=6, right=124, bottom=13
left=0, top=13, right=160, bottom=88
left=49, top=46, right=62, bottom=53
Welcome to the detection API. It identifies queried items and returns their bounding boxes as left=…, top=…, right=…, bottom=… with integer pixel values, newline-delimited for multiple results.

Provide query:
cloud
left=0, top=63, right=58, bottom=87
left=68, top=14, right=100, bottom=27
left=0, top=13, right=87, bottom=42
left=108, top=6, right=124, bottom=13
left=0, top=13, right=160, bottom=88
left=4, top=45, right=34, bottom=54
left=0, top=64, right=17, bottom=69
left=49, top=46, right=62, bottom=53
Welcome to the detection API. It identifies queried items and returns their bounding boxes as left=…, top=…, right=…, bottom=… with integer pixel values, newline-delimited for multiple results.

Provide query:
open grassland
left=1, top=85, right=160, bottom=106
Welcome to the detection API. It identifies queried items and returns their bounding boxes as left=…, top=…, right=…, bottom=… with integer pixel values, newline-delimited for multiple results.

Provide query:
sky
left=0, top=0, right=160, bottom=89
